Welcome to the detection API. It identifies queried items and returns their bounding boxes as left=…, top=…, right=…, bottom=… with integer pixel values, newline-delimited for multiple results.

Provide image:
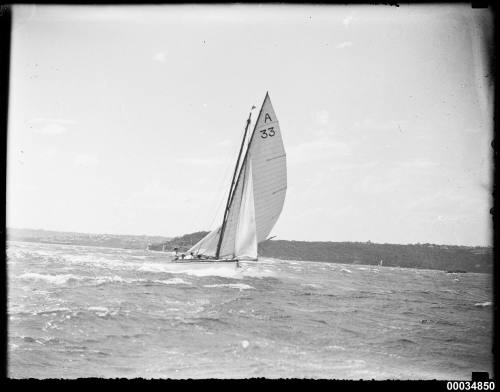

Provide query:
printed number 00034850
left=447, top=382, right=495, bottom=391
left=260, top=127, right=275, bottom=139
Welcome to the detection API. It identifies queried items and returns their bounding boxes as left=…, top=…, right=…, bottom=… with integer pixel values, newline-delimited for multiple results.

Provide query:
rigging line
left=187, top=119, right=243, bottom=233
left=210, top=117, right=253, bottom=254
left=204, top=113, right=252, bottom=232
left=201, top=148, right=233, bottom=230
left=188, top=164, right=221, bottom=231
left=207, top=165, right=233, bottom=230
left=190, top=132, right=248, bottom=254
left=215, top=105, right=257, bottom=259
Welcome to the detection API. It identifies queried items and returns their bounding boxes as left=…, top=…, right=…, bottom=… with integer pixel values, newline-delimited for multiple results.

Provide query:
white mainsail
left=188, top=92, right=286, bottom=260
left=247, top=93, right=287, bottom=244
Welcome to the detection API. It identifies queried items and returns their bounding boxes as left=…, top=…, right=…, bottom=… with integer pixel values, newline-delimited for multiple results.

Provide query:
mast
left=215, top=106, right=255, bottom=259
left=215, top=92, right=269, bottom=259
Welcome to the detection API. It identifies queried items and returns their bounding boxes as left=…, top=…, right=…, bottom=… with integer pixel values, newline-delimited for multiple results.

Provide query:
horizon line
left=6, top=226, right=492, bottom=248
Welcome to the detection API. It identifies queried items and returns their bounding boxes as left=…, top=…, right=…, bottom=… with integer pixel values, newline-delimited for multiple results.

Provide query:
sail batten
left=187, top=93, right=286, bottom=260
left=266, top=154, right=286, bottom=162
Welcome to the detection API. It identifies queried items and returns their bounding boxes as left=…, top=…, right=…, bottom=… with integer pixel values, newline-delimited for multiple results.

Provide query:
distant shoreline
left=6, top=227, right=493, bottom=274
left=6, top=239, right=151, bottom=252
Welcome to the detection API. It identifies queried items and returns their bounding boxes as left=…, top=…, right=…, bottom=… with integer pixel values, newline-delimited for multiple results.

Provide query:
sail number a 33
left=260, top=127, right=276, bottom=139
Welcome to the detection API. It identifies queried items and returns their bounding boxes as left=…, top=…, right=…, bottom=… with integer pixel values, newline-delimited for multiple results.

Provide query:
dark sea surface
left=7, top=241, right=493, bottom=379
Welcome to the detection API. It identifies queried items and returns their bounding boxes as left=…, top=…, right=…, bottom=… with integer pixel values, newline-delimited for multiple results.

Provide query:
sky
left=7, top=4, right=494, bottom=246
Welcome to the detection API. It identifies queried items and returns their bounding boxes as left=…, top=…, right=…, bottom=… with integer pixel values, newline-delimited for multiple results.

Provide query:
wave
left=474, top=301, right=492, bottom=307
left=154, top=277, right=190, bottom=285
left=188, top=317, right=230, bottom=327
left=137, top=262, right=275, bottom=279
left=87, top=306, right=114, bottom=317
left=64, top=254, right=134, bottom=270
left=88, top=275, right=192, bottom=286
left=6, top=248, right=31, bottom=260
left=290, top=266, right=303, bottom=271
left=10, top=306, right=72, bottom=317
left=325, top=345, right=346, bottom=351
left=11, top=242, right=275, bottom=281
left=204, top=283, right=254, bottom=290
left=392, top=338, right=417, bottom=344
left=301, top=283, right=322, bottom=289
left=17, top=272, right=192, bottom=288
left=18, top=272, right=84, bottom=285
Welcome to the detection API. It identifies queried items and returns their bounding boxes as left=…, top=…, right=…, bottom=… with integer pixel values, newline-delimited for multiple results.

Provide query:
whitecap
left=63, top=254, right=135, bottom=271
left=301, top=283, right=322, bottom=289
left=325, top=345, right=346, bottom=351
left=18, top=272, right=83, bottom=285
left=34, top=307, right=72, bottom=316
left=6, top=248, right=29, bottom=260
left=240, top=267, right=275, bottom=279
left=154, top=278, right=190, bottom=285
left=138, top=262, right=273, bottom=280
left=474, top=301, right=492, bottom=307
left=204, top=283, right=254, bottom=291
left=88, top=306, right=111, bottom=317
left=93, top=275, right=133, bottom=285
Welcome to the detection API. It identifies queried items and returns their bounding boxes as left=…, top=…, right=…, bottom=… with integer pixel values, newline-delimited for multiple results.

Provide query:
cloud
left=215, top=139, right=232, bottom=147
left=35, top=123, right=68, bottom=135
left=153, top=51, right=167, bottom=63
left=329, top=161, right=380, bottom=173
left=401, top=190, right=489, bottom=230
left=342, top=13, right=356, bottom=27
left=120, top=178, right=220, bottom=216
left=463, top=127, right=483, bottom=134
left=436, top=214, right=465, bottom=223
left=336, top=41, right=352, bottom=49
left=9, top=183, right=38, bottom=193
left=314, top=110, right=329, bottom=126
left=399, top=159, right=438, bottom=169
left=353, top=118, right=406, bottom=133
left=175, top=156, right=225, bottom=166
left=29, top=118, right=75, bottom=135
left=329, top=205, right=355, bottom=218
left=74, top=154, right=100, bottom=167
left=287, top=138, right=352, bottom=165
left=41, top=148, right=58, bottom=161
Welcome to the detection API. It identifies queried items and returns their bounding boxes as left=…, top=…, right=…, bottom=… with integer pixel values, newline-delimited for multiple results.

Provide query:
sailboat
left=175, top=92, right=286, bottom=263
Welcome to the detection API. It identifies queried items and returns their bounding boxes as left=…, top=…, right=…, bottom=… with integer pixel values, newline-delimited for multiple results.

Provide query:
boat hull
left=170, top=259, right=238, bottom=264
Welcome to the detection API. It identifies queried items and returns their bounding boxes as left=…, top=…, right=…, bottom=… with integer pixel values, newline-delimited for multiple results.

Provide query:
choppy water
left=7, top=241, right=493, bottom=379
